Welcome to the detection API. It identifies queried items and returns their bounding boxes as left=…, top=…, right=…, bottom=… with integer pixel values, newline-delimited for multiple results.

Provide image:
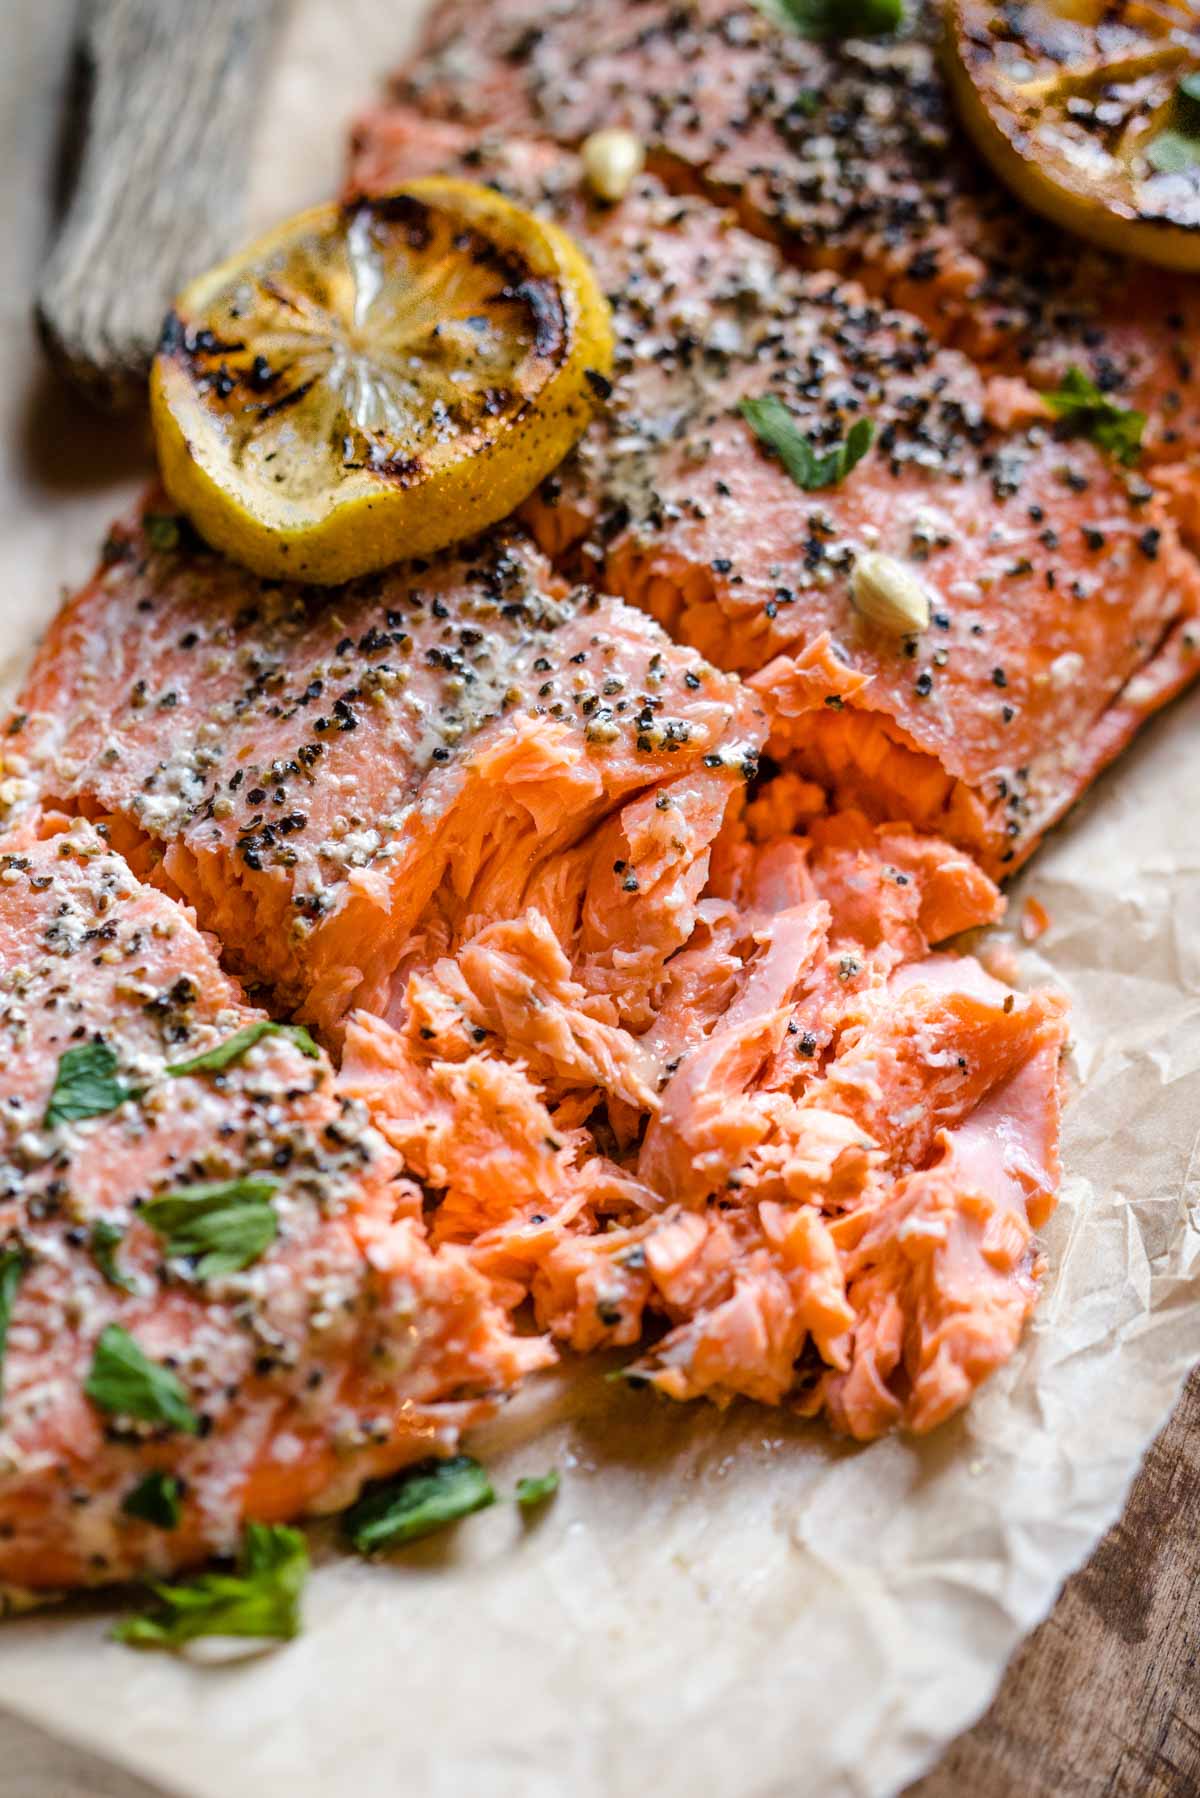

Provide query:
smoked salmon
left=347, top=119, right=1200, bottom=877
left=0, top=813, right=546, bottom=1590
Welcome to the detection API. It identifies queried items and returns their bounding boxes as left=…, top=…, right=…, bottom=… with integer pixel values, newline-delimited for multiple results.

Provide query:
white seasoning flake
left=1048, top=651, right=1084, bottom=689
left=0, top=778, right=34, bottom=812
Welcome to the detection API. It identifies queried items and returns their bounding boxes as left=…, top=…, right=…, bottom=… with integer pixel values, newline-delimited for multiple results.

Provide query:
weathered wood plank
left=907, top=1367, right=1200, bottom=1798
left=36, top=0, right=289, bottom=410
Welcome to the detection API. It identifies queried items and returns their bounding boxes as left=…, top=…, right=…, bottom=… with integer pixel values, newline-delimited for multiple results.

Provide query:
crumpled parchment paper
left=0, top=4, right=1197, bottom=1795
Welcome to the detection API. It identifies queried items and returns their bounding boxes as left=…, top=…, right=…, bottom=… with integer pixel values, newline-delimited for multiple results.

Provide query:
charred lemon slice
left=150, top=181, right=614, bottom=582
left=945, top=0, right=1200, bottom=270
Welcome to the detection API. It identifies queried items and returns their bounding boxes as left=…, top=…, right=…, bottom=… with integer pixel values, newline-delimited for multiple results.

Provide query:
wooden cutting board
left=35, top=0, right=288, bottom=411
left=908, top=1368, right=1200, bottom=1798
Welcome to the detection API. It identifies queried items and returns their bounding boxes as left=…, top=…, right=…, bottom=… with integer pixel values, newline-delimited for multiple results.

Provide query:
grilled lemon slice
left=945, top=0, right=1200, bottom=270
left=150, top=181, right=614, bottom=582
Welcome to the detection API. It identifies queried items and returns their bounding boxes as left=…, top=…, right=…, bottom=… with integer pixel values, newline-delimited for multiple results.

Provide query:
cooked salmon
left=3, top=507, right=1069, bottom=1470
left=347, top=118, right=1200, bottom=877
left=0, top=813, right=546, bottom=1590
left=0, top=0, right=1125, bottom=1573
left=341, top=789, right=1067, bottom=1438
left=364, top=0, right=1200, bottom=513
left=7, top=503, right=763, bottom=1040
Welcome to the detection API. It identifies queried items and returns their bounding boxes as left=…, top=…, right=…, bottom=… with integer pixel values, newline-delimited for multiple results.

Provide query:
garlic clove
left=581, top=129, right=646, bottom=204
left=850, top=551, right=932, bottom=635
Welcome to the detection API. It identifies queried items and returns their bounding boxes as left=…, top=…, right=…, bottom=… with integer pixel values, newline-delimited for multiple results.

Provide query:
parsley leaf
left=760, top=0, right=902, bottom=40
left=515, top=1470, right=560, bottom=1508
left=342, top=1455, right=495, bottom=1553
left=1146, top=75, right=1200, bottom=174
left=143, top=514, right=181, bottom=552
left=122, top=1471, right=183, bottom=1530
left=740, top=395, right=875, bottom=490
left=85, top=1324, right=199, bottom=1434
left=604, top=1362, right=651, bottom=1386
left=90, top=1219, right=137, bottom=1294
left=0, top=1248, right=28, bottom=1402
left=141, top=1177, right=278, bottom=1279
left=114, top=1522, right=307, bottom=1649
left=1146, top=128, right=1200, bottom=175
left=1041, top=366, right=1145, bottom=466
left=166, top=1020, right=320, bottom=1077
left=44, top=1040, right=131, bottom=1128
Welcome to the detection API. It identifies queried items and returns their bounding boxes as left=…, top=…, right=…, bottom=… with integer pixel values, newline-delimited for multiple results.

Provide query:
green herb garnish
left=760, top=0, right=902, bottom=41
left=1146, top=74, right=1200, bottom=174
left=90, top=1219, right=137, bottom=1294
left=1144, top=130, right=1200, bottom=175
left=44, top=1040, right=131, bottom=1128
left=740, top=395, right=875, bottom=490
left=0, top=1248, right=28, bottom=1402
left=1041, top=366, right=1145, bottom=466
left=121, top=1471, right=183, bottom=1530
left=141, top=1176, right=278, bottom=1279
left=143, top=514, right=181, bottom=552
left=515, top=1470, right=560, bottom=1509
left=342, top=1455, right=495, bottom=1553
left=605, top=1363, right=651, bottom=1387
left=85, top=1324, right=199, bottom=1434
left=1145, top=129, right=1200, bottom=174
left=166, top=1020, right=320, bottom=1077
left=114, top=1522, right=307, bottom=1648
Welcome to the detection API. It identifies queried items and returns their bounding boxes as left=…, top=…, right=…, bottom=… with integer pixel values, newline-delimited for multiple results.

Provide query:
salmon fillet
left=346, top=120, right=1200, bottom=877
left=2, top=517, right=1067, bottom=1475
left=361, top=0, right=1200, bottom=509
left=0, top=814, right=546, bottom=1590
left=8, top=503, right=763, bottom=1040
left=0, top=4, right=1112, bottom=1575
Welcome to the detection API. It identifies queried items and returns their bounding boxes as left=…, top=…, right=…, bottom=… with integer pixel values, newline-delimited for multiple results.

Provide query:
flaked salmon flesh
left=347, top=119, right=1200, bottom=878
left=340, top=796, right=1065, bottom=1438
left=11, top=0, right=1192, bottom=1590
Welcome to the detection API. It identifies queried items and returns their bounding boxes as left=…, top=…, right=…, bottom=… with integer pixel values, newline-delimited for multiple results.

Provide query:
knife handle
left=36, top=0, right=289, bottom=412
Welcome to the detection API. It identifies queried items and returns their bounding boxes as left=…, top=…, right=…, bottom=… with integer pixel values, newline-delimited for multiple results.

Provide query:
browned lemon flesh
left=945, top=0, right=1200, bottom=270
left=151, top=181, right=614, bottom=581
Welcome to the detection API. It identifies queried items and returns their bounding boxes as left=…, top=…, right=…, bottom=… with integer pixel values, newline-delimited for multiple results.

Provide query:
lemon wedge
left=150, top=180, right=614, bottom=582
left=945, top=0, right=1200, bottom=270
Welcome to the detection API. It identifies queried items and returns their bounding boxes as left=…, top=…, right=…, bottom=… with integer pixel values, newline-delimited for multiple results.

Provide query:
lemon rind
left=151, top=182, right=614, bottom=584
left=943, top=6, right=1200, bottom=274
